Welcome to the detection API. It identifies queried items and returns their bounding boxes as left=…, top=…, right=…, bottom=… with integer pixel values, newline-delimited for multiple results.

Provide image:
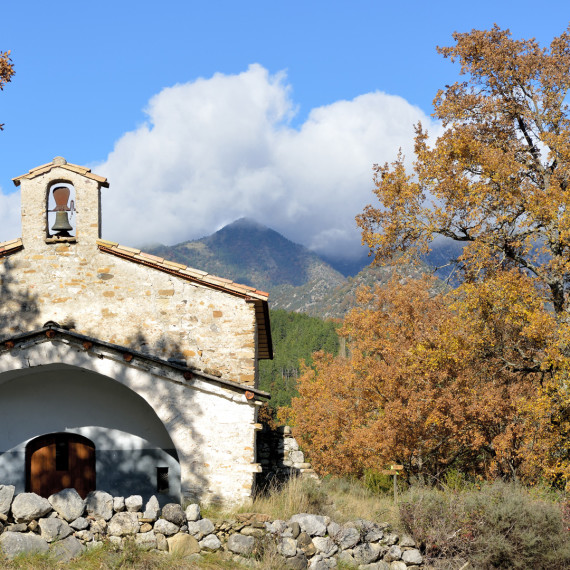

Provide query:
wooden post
left=381, top=464, right=404, bottom=503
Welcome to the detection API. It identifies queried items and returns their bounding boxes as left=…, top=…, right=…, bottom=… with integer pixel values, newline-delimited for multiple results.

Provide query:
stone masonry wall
left=1, top=164, right=258, bottom=386
left=257, top=425, right=318, bottom=488
left=0, top=486, right=425, bottom=569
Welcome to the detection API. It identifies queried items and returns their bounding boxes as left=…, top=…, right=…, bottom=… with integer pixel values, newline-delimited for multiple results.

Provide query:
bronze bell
left=51, top=211, right=73, bottom=233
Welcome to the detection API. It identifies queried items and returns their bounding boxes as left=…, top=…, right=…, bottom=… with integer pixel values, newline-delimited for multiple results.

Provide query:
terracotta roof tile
left=0, top=238, right=23, bottom=258
left=96, top=238, right=269, bottom=301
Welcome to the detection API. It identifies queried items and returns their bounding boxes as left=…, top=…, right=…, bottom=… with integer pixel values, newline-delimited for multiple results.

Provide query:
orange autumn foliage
left=0, top=50, right=14, bottom=130
left=287, top=273, right=555, bottom=483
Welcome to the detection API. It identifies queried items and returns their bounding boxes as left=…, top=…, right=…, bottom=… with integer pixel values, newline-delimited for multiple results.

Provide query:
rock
left=0, top=485, right=15, bottom=515
left=401, top=548, right=423, bottom=565
left=290, top=450, right=305, bottom=464
left=399, top=535, right=415, bottom=548
left=336, top=526, right=360, bottom=550
left=365, top=527, right=384, bottom=542
left=70, top=517, right=89, bottom=530
left=75, top=530, right=94, bottom=542
left=266, top=520, right=287, bottom=534
left=353, top=542, right=381, bottom=565
left=107, top=512, right=139, bottom=536
left=6, top=523, right=27, bottom=533
left=289, top=521, right=301, bottom=538
left=327, top=521, right=340, bottom=538
left=227, top=533, right=255, bottom=555
left=11, top=493, right=52, bottom=523
left=156, top=532, right=168, bottom=551
left=363, top=562, right=390, bottom=570
left=109, top=536, right=123, bottom=547
left=297, top=531, right=316, bottom=556
left=286, top=553, right=309, bottom=569
left=39, top=518, right=73, bottom=542
left=200, top=533, right=222, bottom=551
left=337, top=551, right=356, bottom=566
left=135, top=531, right=158, bottom=550
left=162, top=503, right=185, bottom=526
left=308, top=555, right=337, bottom=569
left=125, top=495, right=143, bottom=512
left=144, top=496, right=160, bottom=520
left=278, top=537, right=297, bottom=557
left=382, top=533, right=399, bottom=546
left=50, top=535, right=85, bottom=562
left=113, top=497, right=125, bottom=512
left=185, top=503, right=200, bottom=521
left=289, top=514, right=328, bottom=537
left=241, top=525, right=265, bottom=538
left=154, top=518, right=179, bottom=536
left=85, top=491, right=114, bottom=521
left=313, top=536, right=338, bottom=558
left=168, top=533, right=200, bottom=556
left=0, top=531, right=49, bottom=559
left=388, top=562, right=407, bottom=570
left=187, top=518, right=215, bottom=540
left=48, top=488, right=85, bottom=522
left=140, top=522, right=153, bottom=533
left=384, top=545, right=402, bottom=562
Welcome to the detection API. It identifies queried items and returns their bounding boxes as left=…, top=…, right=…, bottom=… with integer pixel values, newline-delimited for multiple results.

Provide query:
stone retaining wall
left=0, top=485, right=424, bottom=569
left=257, top=425, right=318, bottom=488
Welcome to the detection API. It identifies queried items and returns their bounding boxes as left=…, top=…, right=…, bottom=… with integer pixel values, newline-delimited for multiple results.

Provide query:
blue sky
left=1, top=2, right=569, bottom=258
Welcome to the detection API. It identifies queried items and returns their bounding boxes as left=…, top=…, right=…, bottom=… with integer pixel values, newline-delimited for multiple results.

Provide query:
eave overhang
left=0, top=324, right=270, bottom=401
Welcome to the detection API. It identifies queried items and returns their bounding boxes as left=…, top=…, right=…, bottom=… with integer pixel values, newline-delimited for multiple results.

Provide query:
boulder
left=135, top=531, right=158, bottom=550
left=154, top=518, right=179, bottom=536
left=388, top=562, right=407, bottom=570
left=70, top=517, right=89, bottom=531
left=162, top=503, right=185, bottom=526
left=0, top=485, right=15, bottom=516
left=48, top=488, right=85, bottom=522
left=384, top=545, right=402, bottom=562
left=312, top=536, right=338, bottom=558
left=125, top=495, right=143, bottom=512
left=167, top=533, right=200, bottom=556
left=11, top=493, right=52, bottom=523
left=107, top=512, right=139, bottom=536
left=185, top=503, right=200, bottom=521
left=227, top=533, right=255, bottom=555
left=278, top=537, right=297, bottom=557
left=50, top=535, right=85, bottom=562
left=199, top=533, right=222, bottom=551
left=85, top=491, right=114, bottom=521
left=0, top=531, right=49, bottom=559
left=289, top=514, right=328, bottom=537
left=353, top=542, right=382, bottom=565
left=143, top=496, right=160, bottom=521
left=113, top=497, right=125, bottom=513
left=402, top=548, right=423, bottom=565
left=287, top=554, right=309, bottom=570
left=187, top=518, right=214, bottom=540
left=38, top=518, right=73, bottom=542
left=336, top=526, right=360, bottom=550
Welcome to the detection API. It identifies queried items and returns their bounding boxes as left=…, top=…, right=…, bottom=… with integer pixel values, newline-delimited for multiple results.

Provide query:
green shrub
left=400, top=481, right=570, bottom=569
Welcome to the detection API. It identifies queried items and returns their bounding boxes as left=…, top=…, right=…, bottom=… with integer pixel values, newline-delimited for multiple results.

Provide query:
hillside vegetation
left=259, top=309, right=339, bottom=409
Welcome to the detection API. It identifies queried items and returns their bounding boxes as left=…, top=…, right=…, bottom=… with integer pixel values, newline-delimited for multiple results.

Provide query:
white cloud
left=1, top=64, right=442, bottom=258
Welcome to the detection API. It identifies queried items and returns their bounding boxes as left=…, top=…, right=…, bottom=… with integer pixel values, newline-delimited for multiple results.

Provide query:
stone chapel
left=0, top=157, right=272, bottom=505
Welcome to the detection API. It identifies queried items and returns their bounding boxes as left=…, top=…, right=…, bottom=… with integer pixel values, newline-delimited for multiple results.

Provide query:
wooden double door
left=25, top=433, right=96, bottom=499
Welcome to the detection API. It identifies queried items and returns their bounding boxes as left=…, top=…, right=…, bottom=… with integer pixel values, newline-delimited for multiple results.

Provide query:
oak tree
left=0, top=50, right=14, bottom=130
left=288, top=27, right=570, bottom=487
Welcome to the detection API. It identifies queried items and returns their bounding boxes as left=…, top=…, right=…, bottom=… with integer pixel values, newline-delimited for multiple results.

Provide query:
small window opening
left=55, top=438, right=69, bottom=471
left=157, top=467, right=169, bottom=492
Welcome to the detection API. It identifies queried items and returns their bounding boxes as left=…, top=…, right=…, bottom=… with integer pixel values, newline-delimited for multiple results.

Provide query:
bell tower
left=13, top=157, right=109, bottom=249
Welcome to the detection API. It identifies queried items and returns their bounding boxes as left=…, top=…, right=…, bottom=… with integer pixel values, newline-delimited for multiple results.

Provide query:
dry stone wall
left=0, top=486, right=425, bottom=568
left=257, top=425, right=318, bottom=488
